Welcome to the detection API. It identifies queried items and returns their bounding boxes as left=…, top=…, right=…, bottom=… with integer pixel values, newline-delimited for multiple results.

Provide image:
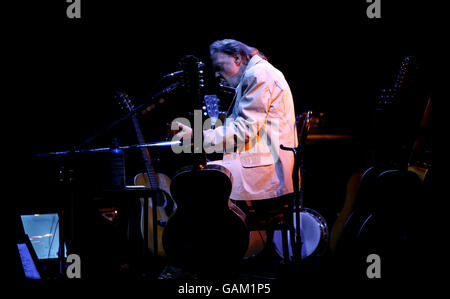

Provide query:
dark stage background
left=9, top=0, right=434, bottom=281
left=11, top=2, right=432, bottom=194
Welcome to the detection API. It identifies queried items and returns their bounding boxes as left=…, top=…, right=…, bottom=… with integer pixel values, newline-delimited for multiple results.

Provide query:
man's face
left=211, top=52, right=244, bottom=88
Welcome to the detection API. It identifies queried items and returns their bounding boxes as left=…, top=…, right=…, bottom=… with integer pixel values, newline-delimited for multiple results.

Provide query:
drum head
left=300, top=211, right=322, bottom=258
left=273, top=208, right=328, bottom=259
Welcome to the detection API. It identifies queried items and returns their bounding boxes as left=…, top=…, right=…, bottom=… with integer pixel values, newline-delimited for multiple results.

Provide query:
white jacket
left=205, top=55, right=297, bottom=200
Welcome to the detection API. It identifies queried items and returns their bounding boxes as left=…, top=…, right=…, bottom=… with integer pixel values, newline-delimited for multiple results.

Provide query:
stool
left=237, top=195, right=296, bottom=264
left=237, top=111, right=312, bottom=263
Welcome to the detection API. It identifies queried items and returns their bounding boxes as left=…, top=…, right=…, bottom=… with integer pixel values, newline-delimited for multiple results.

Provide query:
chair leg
left=281, top=228, right=290, bottom=263
left=289, top=224, right=297, bottom=261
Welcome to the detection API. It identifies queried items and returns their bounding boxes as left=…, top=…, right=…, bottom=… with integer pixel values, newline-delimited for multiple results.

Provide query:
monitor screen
left=20, top=213, right=67, bottom=260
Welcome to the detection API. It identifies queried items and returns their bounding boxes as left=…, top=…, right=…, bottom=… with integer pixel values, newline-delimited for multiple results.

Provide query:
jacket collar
left=236, top=54, right=264, bottom=84
left=227, top=55, right=265, bottom=116
left=246, top=54, right=264, bottom=70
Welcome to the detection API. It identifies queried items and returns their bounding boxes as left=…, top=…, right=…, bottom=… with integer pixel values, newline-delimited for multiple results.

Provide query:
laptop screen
left=20, top=213, right=67, bottom=260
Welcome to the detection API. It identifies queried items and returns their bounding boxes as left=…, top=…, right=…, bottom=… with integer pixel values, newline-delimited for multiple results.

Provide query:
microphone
left=141, top=82, right=180, bottom=115
left=162, top=70, right=184, bottom=78
left=161, top=62, right=206, bottom=79
left=219, top=82, right=236, bottom=95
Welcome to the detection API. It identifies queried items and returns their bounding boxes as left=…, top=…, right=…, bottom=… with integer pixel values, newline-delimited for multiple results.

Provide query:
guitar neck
left=131, top=114, right=159, bottom=190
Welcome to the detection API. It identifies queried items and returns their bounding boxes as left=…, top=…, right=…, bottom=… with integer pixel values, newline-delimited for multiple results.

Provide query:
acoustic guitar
left=116, top=91, right=176, bottom=257
left=161, top=55, right=249, bottom=272
left=203, top=84, right=267, bottom=259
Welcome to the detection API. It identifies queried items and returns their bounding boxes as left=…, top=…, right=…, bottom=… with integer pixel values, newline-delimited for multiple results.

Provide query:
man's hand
left=173, top=121, right=193, bottom=141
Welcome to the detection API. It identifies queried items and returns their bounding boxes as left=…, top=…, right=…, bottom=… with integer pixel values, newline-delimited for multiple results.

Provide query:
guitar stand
left=103, top=187, right=160, bottom=260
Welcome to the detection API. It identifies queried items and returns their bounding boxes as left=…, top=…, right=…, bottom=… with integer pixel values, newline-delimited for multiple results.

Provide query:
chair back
left=296, top=110, right=312, bottom=149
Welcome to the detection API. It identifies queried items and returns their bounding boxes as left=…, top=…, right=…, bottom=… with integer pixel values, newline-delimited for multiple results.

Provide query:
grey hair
left=209, top=39, right=267, bottom=62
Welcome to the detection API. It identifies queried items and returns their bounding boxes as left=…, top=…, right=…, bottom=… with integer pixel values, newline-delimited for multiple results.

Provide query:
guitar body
left=115, top=91, right=177, bottom=257
left=329, top=171, right=362, bottom=253
left=134, top=172, right=175, bottom=257
left=335, top=168, right=423, bottom=277
left=228, top=202, right=267, bottom=258
left=332, top=56, right=425, bottom=254
left=162, top=164, right=249, bottom=272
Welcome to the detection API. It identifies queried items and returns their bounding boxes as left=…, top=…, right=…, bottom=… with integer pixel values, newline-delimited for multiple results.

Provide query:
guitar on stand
left=161, top=55, right=249, bottom=274
left=330, top=56, right=418, bottom=254
left=330, top=56, right=430, bottom=277
left=116, top=91, right=176, bottom=257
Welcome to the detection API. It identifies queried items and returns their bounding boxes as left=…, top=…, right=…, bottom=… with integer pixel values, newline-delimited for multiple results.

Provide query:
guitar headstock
left=178, top=55, right=206, bottom=109
left=203, top=95, right=220, bottom=119
left=376, top=56, right=415, bottom=109
left=115, top=91, right=135, bottom=113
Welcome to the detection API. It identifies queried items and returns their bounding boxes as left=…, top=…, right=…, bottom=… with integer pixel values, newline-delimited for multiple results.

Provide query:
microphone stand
left=35, top=141, right=182, bottom=157
left=77, top=82, right=180, bottom=150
